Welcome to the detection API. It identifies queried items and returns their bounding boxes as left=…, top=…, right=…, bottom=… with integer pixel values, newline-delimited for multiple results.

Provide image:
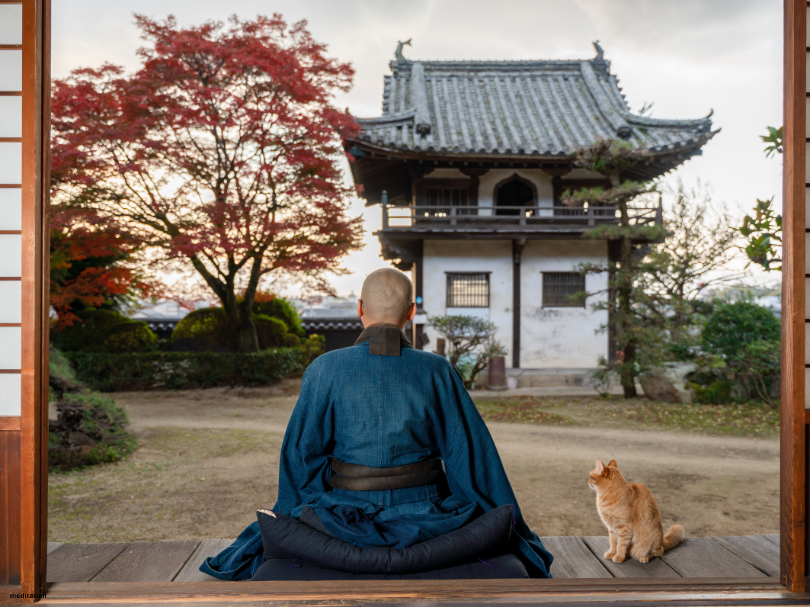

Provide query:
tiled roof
left=354, top=52, right=717, bottom=157
left=301, top=318, right=363, bottom=331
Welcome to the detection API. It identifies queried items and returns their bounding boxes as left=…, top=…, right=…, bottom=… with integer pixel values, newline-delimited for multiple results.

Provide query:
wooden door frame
left=3, top=0, right=808, bottom=603
left=781, top=0, right=806, bottom=593
left=0, top=0, right=49, bottom=601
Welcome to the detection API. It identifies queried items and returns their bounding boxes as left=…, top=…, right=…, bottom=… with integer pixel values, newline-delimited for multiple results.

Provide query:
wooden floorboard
left=173, top=538, right=234, bottom=582
left=46, top=542, right=63, bottom=556
left=92, top=541, right=200, bottom=583
left=713, top=535, right=780, bottom=577
left=764, top=533, right=779, bottom=545
left=45, top=535, right=780, bottom=585
left=40, top=577, right=789, bottom=606
left=580, top=536, right=681, bottom=578
left=658, top=537, right=767, bottom=578
left=47, top=543, right=129, bottom=583
left=539, top=536, right=612, bottom=579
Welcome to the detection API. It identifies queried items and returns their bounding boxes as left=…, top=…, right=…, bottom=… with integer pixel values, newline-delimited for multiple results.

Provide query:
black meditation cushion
left=255, top=504, right=515, bottom=575
left=251, top=553, right=528, bottom=581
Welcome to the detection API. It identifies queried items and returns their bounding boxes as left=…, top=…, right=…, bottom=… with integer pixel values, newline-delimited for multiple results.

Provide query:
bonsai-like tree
left=51, top=14, right=363, bottom=352
left=428, top=315, right=501, bottom=382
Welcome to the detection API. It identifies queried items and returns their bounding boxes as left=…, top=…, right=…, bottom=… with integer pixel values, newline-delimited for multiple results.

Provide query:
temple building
left=344, top=43, right=717, bottom=379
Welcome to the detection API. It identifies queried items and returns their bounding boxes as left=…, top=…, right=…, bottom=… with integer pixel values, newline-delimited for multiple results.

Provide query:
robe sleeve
left=439, top=364, right=554, bottom=578
left=200, top=363, right=334, bottom=580
left=272, top=361, right=335, bottom=515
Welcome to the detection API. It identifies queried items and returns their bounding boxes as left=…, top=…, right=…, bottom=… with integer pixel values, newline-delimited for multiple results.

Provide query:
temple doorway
left=495, top=175, right=534, bottom=216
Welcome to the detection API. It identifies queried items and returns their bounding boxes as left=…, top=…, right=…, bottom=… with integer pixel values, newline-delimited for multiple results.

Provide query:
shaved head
left=360, top=268, right=414, bottom=325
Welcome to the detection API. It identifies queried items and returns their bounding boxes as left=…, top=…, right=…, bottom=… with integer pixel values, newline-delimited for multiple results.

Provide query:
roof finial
left=592, top=40, right=605, bottom=61
left=395, top=39, right=412, bottom=62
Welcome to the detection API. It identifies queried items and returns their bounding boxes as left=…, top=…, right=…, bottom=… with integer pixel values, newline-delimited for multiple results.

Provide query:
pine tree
left=562, top=139, right=660, bottom=398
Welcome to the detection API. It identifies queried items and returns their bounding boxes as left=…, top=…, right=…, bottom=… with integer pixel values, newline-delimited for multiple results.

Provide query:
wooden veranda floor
left=46, top=534, right=779, bottom=583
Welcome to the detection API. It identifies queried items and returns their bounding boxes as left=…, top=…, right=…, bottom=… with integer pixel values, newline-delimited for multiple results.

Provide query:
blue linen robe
left=201, top=337, right=553, bottom=579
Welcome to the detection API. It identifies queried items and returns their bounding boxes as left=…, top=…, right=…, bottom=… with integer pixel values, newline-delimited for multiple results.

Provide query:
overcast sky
left=52, top=0, right=783, bottom=297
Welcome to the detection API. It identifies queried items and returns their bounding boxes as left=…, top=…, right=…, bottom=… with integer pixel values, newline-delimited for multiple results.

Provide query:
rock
left=639, top=363, right=698, bottom=404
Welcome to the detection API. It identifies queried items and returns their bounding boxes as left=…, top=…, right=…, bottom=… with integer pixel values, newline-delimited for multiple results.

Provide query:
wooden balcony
left=380, top=203, right=663, bottom=235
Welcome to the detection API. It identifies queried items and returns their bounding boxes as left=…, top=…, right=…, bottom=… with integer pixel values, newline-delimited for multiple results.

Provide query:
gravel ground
left=48, top=379, right=778, bottom=543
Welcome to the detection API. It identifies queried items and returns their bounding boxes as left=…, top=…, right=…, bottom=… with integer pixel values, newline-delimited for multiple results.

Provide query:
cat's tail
left=662, top=524, right=685, bottom=551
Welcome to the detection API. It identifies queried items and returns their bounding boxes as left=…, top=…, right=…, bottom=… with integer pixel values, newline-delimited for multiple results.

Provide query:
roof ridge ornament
left=395, top=39, right=412, bottom=63
left=593, top=40, right=605, bottom=61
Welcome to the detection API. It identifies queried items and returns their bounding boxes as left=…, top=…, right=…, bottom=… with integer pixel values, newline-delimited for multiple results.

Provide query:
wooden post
left=413, top=240, right=424, bottom=350
left=512, top=239, right=524, bottom=368
left=781, top=0, right=806, bottom=592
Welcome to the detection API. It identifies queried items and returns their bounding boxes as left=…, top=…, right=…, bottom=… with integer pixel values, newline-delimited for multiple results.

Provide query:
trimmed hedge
left=253, top=296, right=305, bottom=337
left=171, top=307, right=296, bottom=352
left=51, top=308, right=158, bottom=353
left=63, top=348, right=308, bottom=392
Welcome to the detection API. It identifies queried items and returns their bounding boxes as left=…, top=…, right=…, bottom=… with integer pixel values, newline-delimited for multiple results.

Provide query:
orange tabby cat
left=588, top=459, right=684, bottom=563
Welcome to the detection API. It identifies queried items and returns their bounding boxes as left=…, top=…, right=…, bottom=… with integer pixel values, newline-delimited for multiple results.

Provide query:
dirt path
left=48, top=381, right=778, bottom=543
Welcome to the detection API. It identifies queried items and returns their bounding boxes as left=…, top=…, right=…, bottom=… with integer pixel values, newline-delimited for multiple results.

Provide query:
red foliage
left=50, top=14, right=363, bottom=349
left=50, top=206, right=158, bottom=329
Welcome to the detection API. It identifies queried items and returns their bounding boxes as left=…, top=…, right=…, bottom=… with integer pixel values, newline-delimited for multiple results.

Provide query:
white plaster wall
left=520, top=240, right=609, bottom=368
left=478, top=169, right=553, bottom=217
left=422, top=240, right=512, bottom=356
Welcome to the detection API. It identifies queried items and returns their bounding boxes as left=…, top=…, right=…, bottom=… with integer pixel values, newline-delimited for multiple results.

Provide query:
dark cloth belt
left=329, top=457, right=444, bottom=491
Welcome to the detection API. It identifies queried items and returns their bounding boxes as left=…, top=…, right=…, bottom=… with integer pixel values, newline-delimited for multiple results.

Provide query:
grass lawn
left=475, top=395, right=779, bottom=438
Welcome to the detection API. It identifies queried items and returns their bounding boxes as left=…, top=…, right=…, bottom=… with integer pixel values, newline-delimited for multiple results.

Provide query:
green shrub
left=702, top=301, right=780, bottom=362
left=300, top=334, right=325, bottom=362
left=49, top=348, right=137, bottom=471
left=102, top=322, right=158, bottom=353
left=688, top=379, right=734, bottom=404
left=253, top=296, right=304, bottom=337
left=172, top=307, right=298, bottom=352
left=171, top=307, right=235, bottom=352
left=254, top=314, right=289, bottom=349
left=50, top=346, right=78, bottom=385
left=63, top=348, right=308, bottom=391
left=734, top=339, right=780, bottom=408
left=283, top=333, right=301, bottom=347
left=51, top=309, right=157, bottom=353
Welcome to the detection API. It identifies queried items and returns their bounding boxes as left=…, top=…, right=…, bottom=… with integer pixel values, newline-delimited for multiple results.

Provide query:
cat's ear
left=608, top=459, right=617, bottom=468
left=595, top=459, right=605, bottom=475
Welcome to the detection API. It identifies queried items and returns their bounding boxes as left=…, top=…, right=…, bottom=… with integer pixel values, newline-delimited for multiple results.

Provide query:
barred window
left=446, top=273, right=490, bottom=308
left=542, top=272, right=585, bottom=308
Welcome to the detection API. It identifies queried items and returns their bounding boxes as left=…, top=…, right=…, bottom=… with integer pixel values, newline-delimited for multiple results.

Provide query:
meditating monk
left=202, top=268, right=553, bottom=580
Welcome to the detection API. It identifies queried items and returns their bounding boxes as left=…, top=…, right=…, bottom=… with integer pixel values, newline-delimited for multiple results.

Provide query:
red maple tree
left=51, top=14, right=363, bottom=351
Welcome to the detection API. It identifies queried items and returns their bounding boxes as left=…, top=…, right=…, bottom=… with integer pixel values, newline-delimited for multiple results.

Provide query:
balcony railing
left=382, top=203, right=662, bottom=229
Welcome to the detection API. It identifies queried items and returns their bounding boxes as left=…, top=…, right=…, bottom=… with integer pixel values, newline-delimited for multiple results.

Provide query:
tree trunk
left=221, top=288, right=260, bottom=353
left=236, top=306, right=260, bottom=353
left=618, top=218, right=638, bottom=398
